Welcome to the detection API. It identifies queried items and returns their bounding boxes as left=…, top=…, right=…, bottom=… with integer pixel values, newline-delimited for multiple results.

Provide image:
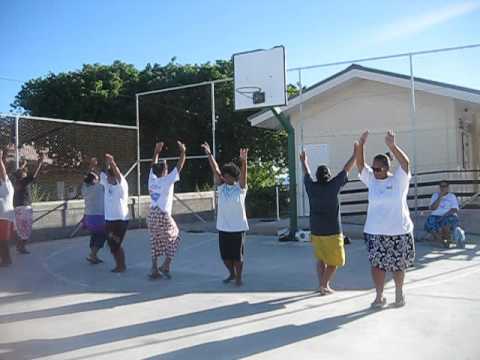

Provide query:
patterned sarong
left=147, top=207, right=180, bottom=258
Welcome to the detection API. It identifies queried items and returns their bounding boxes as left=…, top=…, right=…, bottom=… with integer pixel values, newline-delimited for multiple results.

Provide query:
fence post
left=275, top=185, right=280, bottom=221
left=15, top=115, right=19, bottom=169
left=271, top=107, right=298, bottom=240
left=409, top=54, right=419, bottom=231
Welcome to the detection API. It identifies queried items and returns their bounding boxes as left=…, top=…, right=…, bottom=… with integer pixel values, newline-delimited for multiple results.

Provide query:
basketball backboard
left=233, top=46, right=287, bottom=111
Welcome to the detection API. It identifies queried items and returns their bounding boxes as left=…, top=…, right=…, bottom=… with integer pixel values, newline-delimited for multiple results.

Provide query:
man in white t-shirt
left=100, top=154, right=129, bottom=273
left=146, top=141, right=186, bottom=280
left=424, top=180, right=460, bottom=243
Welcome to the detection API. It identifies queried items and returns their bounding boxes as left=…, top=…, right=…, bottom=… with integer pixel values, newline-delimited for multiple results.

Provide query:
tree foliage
left=13, top=59, right=295, bottom=192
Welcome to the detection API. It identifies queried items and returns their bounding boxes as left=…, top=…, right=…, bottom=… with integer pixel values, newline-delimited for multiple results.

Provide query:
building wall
left=288, top=78, right=460, bottom=216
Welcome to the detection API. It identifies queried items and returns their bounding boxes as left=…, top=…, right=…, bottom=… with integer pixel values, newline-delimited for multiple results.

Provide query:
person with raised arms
left=356, top=130, right=415, bottom=308
left=202, top=142, right=249, bottom=287
left=147, top=141, right=186, bottom=279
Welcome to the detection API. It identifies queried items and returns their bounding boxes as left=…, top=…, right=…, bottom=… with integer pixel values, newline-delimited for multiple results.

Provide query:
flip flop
left=159, top=268, right=172, bottom=279
left=394, top=296, right=406, bottom=308
left=86, top=257, right=103, bottom=265
left=148, top=271, right=162, bottom=280
left=371, top=297, right=387, bottom=309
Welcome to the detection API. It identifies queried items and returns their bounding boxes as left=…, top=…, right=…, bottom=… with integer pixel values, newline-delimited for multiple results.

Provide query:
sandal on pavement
left=371, top=297, right=387, bottom=309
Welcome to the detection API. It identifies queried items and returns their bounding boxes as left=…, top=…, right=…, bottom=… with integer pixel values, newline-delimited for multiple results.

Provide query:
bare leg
left=160, top=257, right=172, bottom=272
left=0, top=241, right=12, bottom=266
left=111, top=247, right=126, bottom=273
left=233, top=261, right=243, bottom=286
left=16, top=239, right=29, bottom=254
left=441, top=226, right=450, bottom=241
left=393, top=270, right=406, bottom=306
left=149, top=256, right=161, bottom=278
left=316, top=261, right=326, bottom=289
left=89, top=246, right=100, bottom=259
left=321, top=265, right=338, bottom=292
left=371, top=266, right=386, bottom=302
left=432, top=231, right=442, bottom=243
left=223, top=260, right=235, bottom=283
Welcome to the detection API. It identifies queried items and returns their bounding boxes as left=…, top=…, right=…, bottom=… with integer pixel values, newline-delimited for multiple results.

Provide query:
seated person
left=424, top=180, right=460, bottom=242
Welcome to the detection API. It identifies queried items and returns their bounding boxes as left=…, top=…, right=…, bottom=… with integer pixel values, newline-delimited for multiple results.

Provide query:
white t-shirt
left=100, top=172, right=129, bottom=221
left=216, top=183, right=249, bottom=232
left=0, top=177, right=15, bottom=222
left=148, top=168, right=180, bottom=215
left=359, top=166, right=413, bottom=236
left=430, top=192, right=459, bottom=216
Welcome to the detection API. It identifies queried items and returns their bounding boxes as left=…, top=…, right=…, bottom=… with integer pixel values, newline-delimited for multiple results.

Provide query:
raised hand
left=359, top=131, right=369, bottom=145
left=201, top=142, right=212, bottom=155
left=177, top=140, right=186, bottom=153
left=105, top=153, right=114, bottom=164
left=239, top=148, right=248, bottom=162
left=385, top=130, right=395, bottom=147
left=154, top=142, right=164, bottom=154
left=299, top=150, right=307, bottom=162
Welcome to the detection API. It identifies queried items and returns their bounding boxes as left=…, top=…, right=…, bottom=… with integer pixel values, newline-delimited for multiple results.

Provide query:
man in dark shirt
left=300, top=144, right=356, bottom=295
left=14, top=154, right=45, bottom=254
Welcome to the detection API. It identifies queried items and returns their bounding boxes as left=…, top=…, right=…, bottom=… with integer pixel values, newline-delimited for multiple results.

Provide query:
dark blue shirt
left=304, top=170, right=348, bottom=236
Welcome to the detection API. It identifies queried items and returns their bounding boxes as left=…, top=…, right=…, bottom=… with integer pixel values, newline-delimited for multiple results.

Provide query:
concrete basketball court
left=1, top=229, right=479, bottom=360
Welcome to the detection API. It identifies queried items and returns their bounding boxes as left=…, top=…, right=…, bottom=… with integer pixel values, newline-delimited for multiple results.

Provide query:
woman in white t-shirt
left=0, top=150, right=14, bottom=267
left=202, top=142, right=249, bottom=287
left=356, top=130, right=415, bottom=308
left=424, top=180, right=460, bottom=244
left=100, top=154, right=129, bottom=273
left=147, top=141, right=186, bottom=280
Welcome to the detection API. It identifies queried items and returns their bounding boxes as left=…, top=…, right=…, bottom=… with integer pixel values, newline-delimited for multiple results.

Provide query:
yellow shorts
left=311, top=233, right=345, bottom=267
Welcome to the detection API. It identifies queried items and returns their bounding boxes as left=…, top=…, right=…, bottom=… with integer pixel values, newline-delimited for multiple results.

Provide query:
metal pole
left=298, top=69, right=305, bottom=217
left=14, top=115, right=19, bottom=169
left=276, top=185, right=280, bottom=221
left=271, top=107, right=298, bottom=239
left=287, top=43, right=480, bottom=72
left=173, top=194, right=207, bottom=224
left=409, top=55, right=419, bottom=225
left=136, top=78, right=232, bottom=97
left=211, top=81, right=218, bottom=218
left=211, top=82, right=216, bottom=158
left=0, top=113, right=137, bottom=130
left=136, top=94, right=142, bottom=223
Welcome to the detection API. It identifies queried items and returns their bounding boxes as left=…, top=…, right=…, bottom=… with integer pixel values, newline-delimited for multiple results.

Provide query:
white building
left=249, top=64, right=480, bottom=217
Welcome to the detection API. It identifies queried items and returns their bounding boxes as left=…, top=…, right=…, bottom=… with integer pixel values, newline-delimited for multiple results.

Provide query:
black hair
left=15, top=168, right=27, bottom=180
left=84, top=172, right=96, bottom=185
left=222, top=162, right=240, bottom=180
left=315, top=165, right=331, bottom=184
left=373, top=152, right=393, bottom=169
left=152, top=162, right=166, bottom=177
left=439, top=180, right=449, bottom=186
left=106, top=168, right=115, bottom=177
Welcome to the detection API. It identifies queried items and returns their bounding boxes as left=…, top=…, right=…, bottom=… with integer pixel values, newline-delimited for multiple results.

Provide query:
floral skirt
left=424, top=214, right=459, bottom=233
left=364, top=233, right=415, bottom=272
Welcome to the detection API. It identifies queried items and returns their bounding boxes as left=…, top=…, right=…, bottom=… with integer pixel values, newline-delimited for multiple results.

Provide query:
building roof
left=248, top=64, right=480, bottom=129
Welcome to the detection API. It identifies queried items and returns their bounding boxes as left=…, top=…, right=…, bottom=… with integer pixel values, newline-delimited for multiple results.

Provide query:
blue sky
left=1, top=0, right=479, bottom=113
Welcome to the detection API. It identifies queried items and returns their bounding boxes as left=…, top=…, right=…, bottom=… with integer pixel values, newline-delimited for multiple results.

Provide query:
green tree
left=12, top=59, right=290, bottom=193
